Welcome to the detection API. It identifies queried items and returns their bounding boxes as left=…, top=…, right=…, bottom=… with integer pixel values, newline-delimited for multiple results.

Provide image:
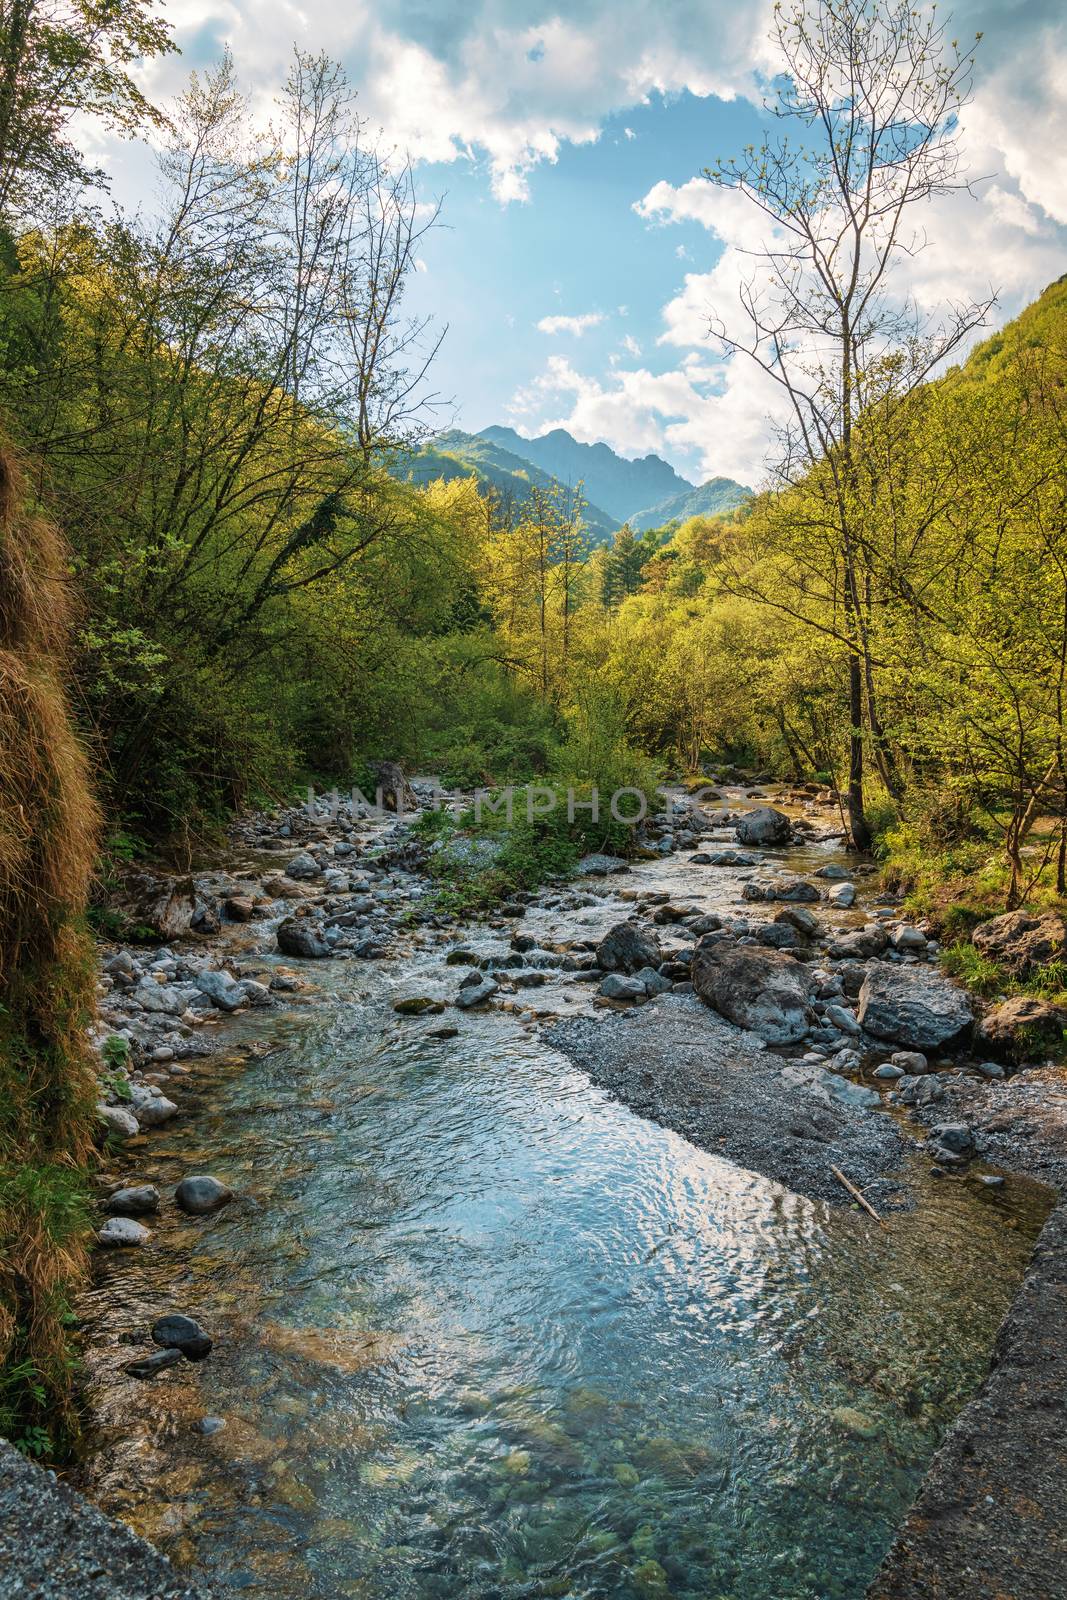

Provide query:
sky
left=98, top=0, right=1067, bottom=488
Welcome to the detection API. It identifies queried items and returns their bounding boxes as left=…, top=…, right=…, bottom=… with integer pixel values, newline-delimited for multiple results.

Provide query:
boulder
left=596, top=920, right=662, bottom=974
left=455, top=973, right=499, bottom=1009
left=175, top=1174, right=233, bottom=1216
left=223, top=895, right=256, bottom=921
left=105, top=1184, right=160, bottom=1217
left=828, top=882, right=856, bottom=908
left=691, top=939, right=813, bottom=1045
left=825, top=925, right=889, bottom=960
left=152, top=1313, right=212, bottom=1361
left=127, top=1085, right=178, bottom=1127
left=599, top=973, right=646, bottom=1001
left=707, top=849, right=760, bottom=866
left=193, top=967, right=245, bottom=1012
left=857, top=964, right=973, bottom=1049
left=121, top=873, right=197, bottom=940
left=96, top=1103, right=139, bottom=1140
left=578, top=854, right=629, bottom=876
left=284, top=851, right=321, bottom=881
left=735, top=807, right=792, bottom=846
left=978, top=994, right=1067, bottom=1059
left=276, top=917, right=331, bottom=959
left=98, top=1217, right=150, bottom=1248
left=971, top=910, right=1067, bottom=980
left=372, top=761, right=419, bottom=814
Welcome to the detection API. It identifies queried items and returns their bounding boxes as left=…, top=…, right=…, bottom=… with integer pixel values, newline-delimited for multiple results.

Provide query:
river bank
left=32, top=781, right=1067, bottom=1598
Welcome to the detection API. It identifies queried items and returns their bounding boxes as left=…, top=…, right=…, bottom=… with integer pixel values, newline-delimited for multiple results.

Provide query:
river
left=78, top=823, right=1049, bottom=1600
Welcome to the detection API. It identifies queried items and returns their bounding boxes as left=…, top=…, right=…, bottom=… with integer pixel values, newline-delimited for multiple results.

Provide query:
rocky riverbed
left=61, top=778, right=1067, bottom=1599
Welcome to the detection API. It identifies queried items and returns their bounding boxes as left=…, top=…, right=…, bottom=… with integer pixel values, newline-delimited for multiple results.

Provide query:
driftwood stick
left=831, top=1164, right=884, bottom=1224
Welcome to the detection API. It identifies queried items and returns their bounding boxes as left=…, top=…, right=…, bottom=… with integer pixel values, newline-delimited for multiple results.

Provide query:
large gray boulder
left=857, top=964, right=973, bottom=1049
left=691, top=939, right=814, bottom=1045
left=978, top=994, right=1067, bottom=1059
left=596, top=920, right=662, bottom=974
left=736, top=806, right=792, bottom=846
left=971, top=910, right=1067, bottom=980
left=276, top=916, right=331, bottom=959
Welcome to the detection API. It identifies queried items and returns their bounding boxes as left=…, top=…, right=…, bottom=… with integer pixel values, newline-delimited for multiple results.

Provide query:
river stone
left=276, top=917, right=331, bottom=959
left=692, top=939, right=813, bottom=1045
left=857, top=964, right=973, bottom=1049
left=928, top=1121, right=976, bottom=1157
left=98, top=1217, right=150, bottom=1248
left=578, top=853, right=629, bottom=876
left=284, top=850, right=321, bottom=880
left=735, top=806, right=792, bottom=846
left=96, top=1103, right=139, bottom=1140
left=455, top=973, right=499, bottom=1009
left=977, top=994, right=1067, bottom=1058
left=824, top=1002, right=861, bottom=1036
left=151, top=1313, right=212, bottom=1361
left=193, top=968, right=245, bottom=1011
left=224, top=895, right=256, bottom=921
left=775, top=905, right=821, bottom=938
left=175, top=1175, right=233, bottom=1215
left=874, top=1063, right=905, bottom=1080
left=828, top=882, right=856, bottom=908
left=124, top=1348, right=183, bottom=1380
left=891, top=1050, right=929, bottom=1074
left=708, top=849, right=760, bottom=866
left=816, top=864, right=852, bottom=881
left=127, top=1085, right=178, bottom=1127
left=891, top=924, right=928, bottom=953
left=238, top=978, right=272, bottom=1007
left=599, top=972, right=646, bottom=1001
left=596, top=920, right=662, bottom=974
left=105, top=1184, right=160, bottom=1216
left=826, top=925, right=890, bottom=960
left=971, top=909, right=1067, bottom=980
left=633, top=965, right=672, bottom=996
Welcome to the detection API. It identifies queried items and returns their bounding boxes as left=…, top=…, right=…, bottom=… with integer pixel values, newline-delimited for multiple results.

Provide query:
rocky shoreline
left=43, top=781, right=1067, bottom=1596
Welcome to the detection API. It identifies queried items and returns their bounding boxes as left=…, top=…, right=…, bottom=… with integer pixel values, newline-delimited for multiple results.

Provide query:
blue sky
left=102, top=0, right=1067, bottom=485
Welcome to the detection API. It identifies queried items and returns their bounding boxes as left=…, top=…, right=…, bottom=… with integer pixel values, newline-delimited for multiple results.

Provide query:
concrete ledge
left=867, top=1202, right=1067, bottom=1600
left=0, top=1438, right=212, bottom=1599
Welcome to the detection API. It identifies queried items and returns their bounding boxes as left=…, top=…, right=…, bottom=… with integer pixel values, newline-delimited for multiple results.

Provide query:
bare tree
left=707, top=0, right=992, bottom=846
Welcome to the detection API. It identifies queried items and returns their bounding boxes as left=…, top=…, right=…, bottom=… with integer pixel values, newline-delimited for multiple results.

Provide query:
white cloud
left=536, top=312, right=605, bottom=337
left=507, top=351, right=777, bottom=485
left=620, top=333, right=642, bottom=357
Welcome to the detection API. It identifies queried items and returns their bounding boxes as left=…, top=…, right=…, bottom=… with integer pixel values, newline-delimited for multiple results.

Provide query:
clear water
left=80, top=847, right=1050, bottom=1600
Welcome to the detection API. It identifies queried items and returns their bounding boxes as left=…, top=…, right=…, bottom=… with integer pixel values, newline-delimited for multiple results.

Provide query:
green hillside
left=629, top=476, right=754, bottom=532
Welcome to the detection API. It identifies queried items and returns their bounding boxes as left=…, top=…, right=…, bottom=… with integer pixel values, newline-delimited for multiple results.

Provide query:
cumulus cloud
left=508, top=351, right=778, bottom=485
left=537, top=312, right=605, bottom=336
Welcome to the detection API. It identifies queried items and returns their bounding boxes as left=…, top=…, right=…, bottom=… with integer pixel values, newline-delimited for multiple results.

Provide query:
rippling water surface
left=81, top=854, right=1050, bottom=1600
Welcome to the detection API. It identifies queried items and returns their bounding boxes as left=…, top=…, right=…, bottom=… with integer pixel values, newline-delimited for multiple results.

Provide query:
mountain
left=392, top=429, right=620, bottom=544
left=478, top=425, right=691, bottom=524
left=629, top=477, right=754, bottom=532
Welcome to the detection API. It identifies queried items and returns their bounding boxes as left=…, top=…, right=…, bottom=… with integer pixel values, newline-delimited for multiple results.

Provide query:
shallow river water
left=80, top=840, right=1050, bottom=1600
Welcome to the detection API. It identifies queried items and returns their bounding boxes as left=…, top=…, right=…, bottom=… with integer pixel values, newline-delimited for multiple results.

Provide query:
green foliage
left=940, top=943, right=1006, bottom=998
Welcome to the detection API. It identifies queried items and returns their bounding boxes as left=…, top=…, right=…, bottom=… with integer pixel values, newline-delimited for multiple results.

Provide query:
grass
left=0, top=446, right=101, bottom=1459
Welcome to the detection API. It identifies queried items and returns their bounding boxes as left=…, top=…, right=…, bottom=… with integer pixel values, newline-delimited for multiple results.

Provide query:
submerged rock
left=124, top=1348, right=183, bottom=1380
left=175, top=1174, right=233, bottom=1215
left=151, top=1313, right=213, bottom=1361
left=578, top=853, right=629, bottom=876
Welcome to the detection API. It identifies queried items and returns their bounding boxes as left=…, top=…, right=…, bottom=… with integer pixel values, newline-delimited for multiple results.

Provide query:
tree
left=0, top=0, right=175, bottom=218
left=706, top=0, right=990, bottom=847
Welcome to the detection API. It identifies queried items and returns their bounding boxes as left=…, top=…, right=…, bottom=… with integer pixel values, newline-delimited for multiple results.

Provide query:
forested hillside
left=629, top=476, right=754, bottom=532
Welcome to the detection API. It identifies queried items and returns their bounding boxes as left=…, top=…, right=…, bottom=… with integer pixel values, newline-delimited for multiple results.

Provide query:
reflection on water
left=81, top=920, right=1049, bottom=1600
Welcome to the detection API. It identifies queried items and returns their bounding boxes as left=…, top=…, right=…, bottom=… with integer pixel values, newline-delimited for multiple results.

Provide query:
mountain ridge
left=479, top=424, right=693, bottom=524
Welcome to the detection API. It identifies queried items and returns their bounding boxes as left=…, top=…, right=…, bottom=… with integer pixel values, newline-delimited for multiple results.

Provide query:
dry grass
left=0, top=445, right=100, bottom=1454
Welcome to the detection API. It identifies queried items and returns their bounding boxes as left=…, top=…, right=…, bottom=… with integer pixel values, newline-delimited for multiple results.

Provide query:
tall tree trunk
left=847, top=651, right=871, bottom=850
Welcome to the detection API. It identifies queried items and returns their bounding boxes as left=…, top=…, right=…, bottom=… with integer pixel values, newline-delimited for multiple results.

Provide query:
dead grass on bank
left=0, top=445, right=100, bottom=1454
